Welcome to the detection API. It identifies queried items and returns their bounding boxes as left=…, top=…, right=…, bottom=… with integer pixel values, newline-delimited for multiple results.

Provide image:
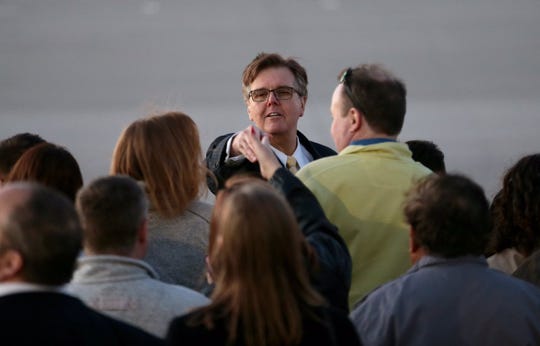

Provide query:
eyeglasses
left=339, top=68, right=367, bottom=115
left=248, top=86, right=301, bottom=103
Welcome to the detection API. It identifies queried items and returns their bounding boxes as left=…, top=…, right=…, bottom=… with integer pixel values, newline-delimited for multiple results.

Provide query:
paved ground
left=1, top=0, right=539, bottom=198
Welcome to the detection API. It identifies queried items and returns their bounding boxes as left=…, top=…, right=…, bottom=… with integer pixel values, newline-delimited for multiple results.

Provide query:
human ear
left=0, top=249, right=23, bottom=281
left=349, top=108, right=362, bottom=132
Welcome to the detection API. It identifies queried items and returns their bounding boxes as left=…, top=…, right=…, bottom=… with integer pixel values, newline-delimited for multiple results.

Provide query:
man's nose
left=266, top=90, right=280, bottom=104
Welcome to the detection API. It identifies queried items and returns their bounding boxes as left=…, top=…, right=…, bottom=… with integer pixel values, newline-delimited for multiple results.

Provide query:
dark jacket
left=269, top=168, right=352, bottom=313
left=0, top=291, right=164, bottom=346
left=205, top=131, right=336, bottom=194
left=514, top=248, right=540, bottom=288
left=166, top=305, right=361, bottom=346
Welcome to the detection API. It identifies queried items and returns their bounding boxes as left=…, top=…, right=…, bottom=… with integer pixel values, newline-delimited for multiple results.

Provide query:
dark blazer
left=166, top=305, right=361, bottom=346
left=514, top=249, right=540, bottom=288
left=205, top=130, right=336, bottom=194
left=0, top=291, right=164, bottom=346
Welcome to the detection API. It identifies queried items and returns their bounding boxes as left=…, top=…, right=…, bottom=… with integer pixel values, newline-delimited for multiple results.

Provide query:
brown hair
left=0, top=183, right=82, bottom=285
left=192, top=177, right=323, bottom=346
left=338, top=64, right=406, bottom=136
left=0, top=133, right=45, bottom=177
left=404, top=174, right=491, bottom=257
left=242, top=52, right=308, bottom=100
left=486, top=154, right=540, bottom=256
left=110, top=111, right=206, bottom=218
left=6, top=142, right=83, bottom=202
left=76, top=175, right=148, bottom=255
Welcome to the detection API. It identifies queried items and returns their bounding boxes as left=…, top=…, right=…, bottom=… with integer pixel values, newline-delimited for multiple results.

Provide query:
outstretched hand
left=230, top=126, right=262, bottom=163
left=245, top=126, right=281, bottom=180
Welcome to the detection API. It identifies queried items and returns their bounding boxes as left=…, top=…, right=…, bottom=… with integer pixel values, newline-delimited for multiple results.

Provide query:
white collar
left=270, top=136, right=312, bottom=168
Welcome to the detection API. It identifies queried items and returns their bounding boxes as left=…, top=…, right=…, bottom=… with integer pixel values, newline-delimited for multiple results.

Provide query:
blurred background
left=1, top=0, right=539, bottom=199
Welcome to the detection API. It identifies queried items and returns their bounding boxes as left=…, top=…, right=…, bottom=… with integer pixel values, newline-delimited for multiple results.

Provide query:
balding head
left=0, top=183, right=82, bottom=285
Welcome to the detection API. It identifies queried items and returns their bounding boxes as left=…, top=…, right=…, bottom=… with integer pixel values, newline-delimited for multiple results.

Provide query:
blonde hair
left=193, top=177, right=323, bottom=346
left=110, top=112, right=206, bottom=218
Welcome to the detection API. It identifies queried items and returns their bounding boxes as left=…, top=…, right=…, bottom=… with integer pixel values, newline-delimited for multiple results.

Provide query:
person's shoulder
left=207, top=133, right=234, bottom=148
left=303, top=305, right=361, bottom=346
left=89, top=307, right=164, bottom=345
left=297, top=130, right=337, bottom=158
left=0, top=292, right=164, bottom=345
left=185, top=200, right=213, bottom=222
left=309, top=141, right=337, bottom=157
left=297, top=154, right=347, bottom=180
left=187, top=200, right=213, bottom=216
left=489, top=266, right=540, bottom=296
left=350, top=271, right=414, bottom=317
left=322, top=304, right=356, bottom=326
left=167, top=310, right=226, bottom=345
left=514, top=249, right=540, bottom=288
left=154, top=281, right=211, bottom=305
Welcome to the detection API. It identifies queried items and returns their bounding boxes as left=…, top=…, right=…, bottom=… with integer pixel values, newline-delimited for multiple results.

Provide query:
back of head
left=110, top=111, right=206, bottom=217
left=206, top=176, right=322, bottom=346
left=242, top=52, right=308, bottom=100
left=76, top=175, right=148, bottom=256
left=404, top=174, right=491, bottom=257
left=406, top=140, right=446, bottom=174
left=210, top=176, right=308, bottom=288
left=338, top=64, right=406, bottom=136
left=0, top=183, right=82, bottom=285
left=487, top=153, right=540, bottom=256
left=0, top=133, right=45, bottom=179
left=6, top=142, right=83, bottom=202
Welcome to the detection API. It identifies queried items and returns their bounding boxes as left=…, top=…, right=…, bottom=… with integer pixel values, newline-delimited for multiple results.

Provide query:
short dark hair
left=486, top=154, right=540, bottom=256
left=242, top=52, right=308, bottom=100
left=6, top=142, right=83, bottom=202
left=76, top=175, right=148, bottom=255
left=404, top=174, right=491, bottom=257
left=0, top=183, right=82, bottom=285
left=406, top=140, right=446, bottom=174
left=338, top=64, right=406, bottom=136
left=0, top=133, right=45, bottom=176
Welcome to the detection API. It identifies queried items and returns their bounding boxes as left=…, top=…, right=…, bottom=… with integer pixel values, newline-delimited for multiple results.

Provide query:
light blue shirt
left=350, top=255, right=540, bottom=346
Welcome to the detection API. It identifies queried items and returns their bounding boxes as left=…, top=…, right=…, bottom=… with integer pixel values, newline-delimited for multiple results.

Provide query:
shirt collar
left=410, top=255, right=488, bottom=273
left=270, top=137, right=312, bottom=168
left=350, top=138, right=397, bottom=146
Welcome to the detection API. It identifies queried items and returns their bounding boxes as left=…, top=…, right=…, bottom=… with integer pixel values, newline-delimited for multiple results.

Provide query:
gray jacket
left=67, top=255, right=210, bottom=338
left=144, top=200, right=212, bottom=291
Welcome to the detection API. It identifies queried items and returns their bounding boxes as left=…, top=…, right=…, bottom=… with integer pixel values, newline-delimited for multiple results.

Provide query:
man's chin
left=263, top=128, right=289, bottom=138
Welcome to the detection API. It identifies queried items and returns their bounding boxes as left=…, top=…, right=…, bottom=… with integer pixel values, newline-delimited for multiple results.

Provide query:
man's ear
left=409, top=227, right=419, bottom=252
left=131, top=218, right=149, bottom=259
left=349, top=108, right=363, bottom=132
left=137, top=218, right=148, bottom=247
left=409, top=226, right=424, bottom=264
left=0, top=249, right=23, bottom=281
left=299, top=95, right=307, bottom=114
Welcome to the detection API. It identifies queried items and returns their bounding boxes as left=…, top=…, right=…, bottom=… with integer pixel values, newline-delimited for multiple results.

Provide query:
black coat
left=167, top=305, right=360, bottom=346
left=0, top=292, right=164, bottom=346
left=205, top=131, right=336, bottom=194
left=514, top=249, right=540, bottom=288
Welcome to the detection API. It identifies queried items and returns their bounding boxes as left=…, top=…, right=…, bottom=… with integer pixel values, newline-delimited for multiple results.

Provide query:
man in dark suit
left=206, top=52, right=335, bottom=194
left=0, top=182, right=163, bottom=346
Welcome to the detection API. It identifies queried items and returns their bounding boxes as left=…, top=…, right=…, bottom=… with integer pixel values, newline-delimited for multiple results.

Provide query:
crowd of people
left=1, top=52, right=539, bottom=345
